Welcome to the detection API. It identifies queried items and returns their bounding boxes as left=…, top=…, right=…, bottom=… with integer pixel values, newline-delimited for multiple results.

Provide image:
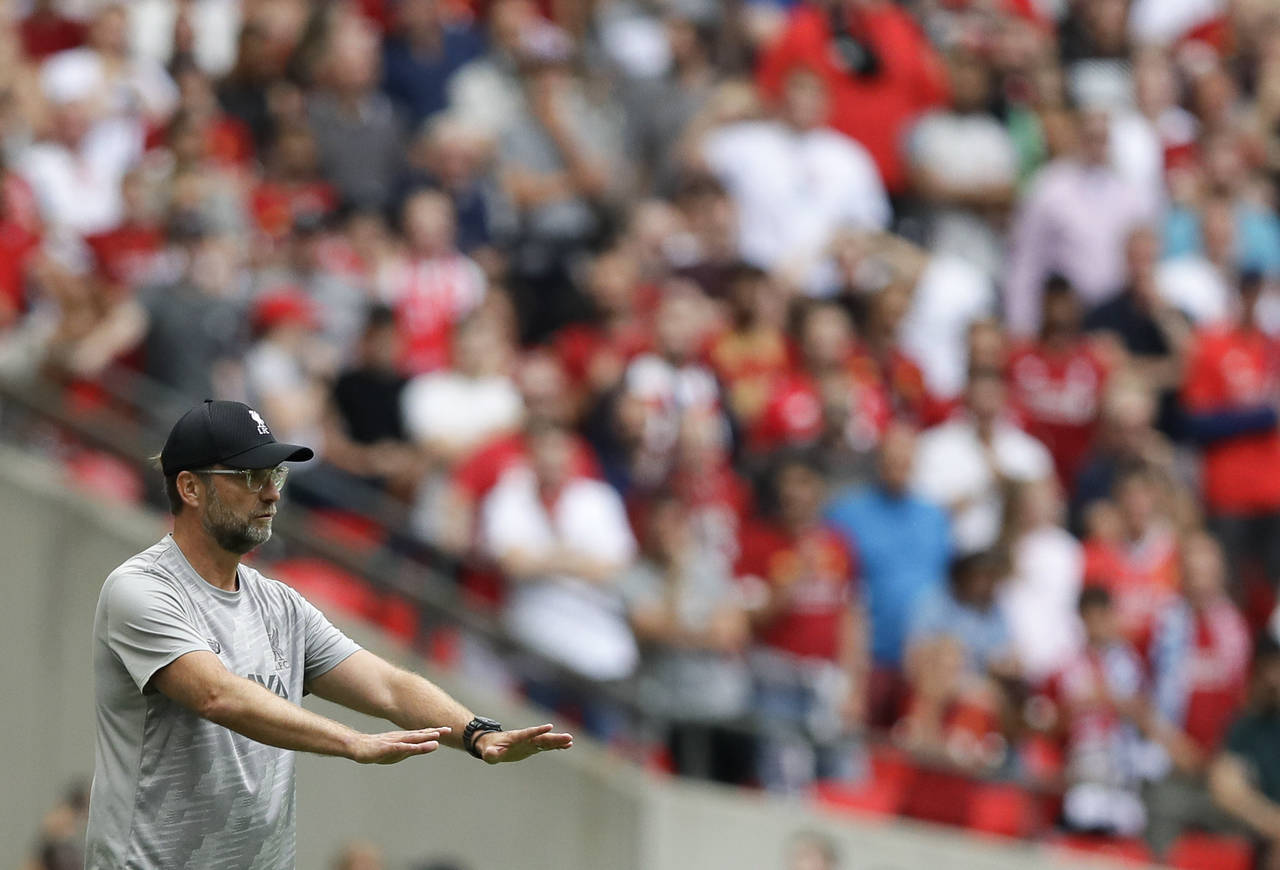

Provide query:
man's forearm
left=203, top=675, right=360, bottom=759
left=378, top=668, right=477, bottom=751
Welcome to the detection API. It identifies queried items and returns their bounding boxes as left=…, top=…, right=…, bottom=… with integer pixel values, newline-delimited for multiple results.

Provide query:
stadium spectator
left=824, top=423, right=950, bottom=723
left=307, top=15, right=407, bottom=212
left=403, top=311, right=521, bottom=542
left=784, top=830, right=841, bottom=870
left=496, top=20, right=628, bottom=328
left=907, top=45, right=1017, bottom=279
left=752, top=300, right=887, bottom=457
left=755, top=0, right=949, bottom=195
left=1145, top=531, right=1252, bottom=856
left=700, top=66, right=889, bottom=288
left=21, top=781, right=88, bottom=870
left=244, top=287, right=330, bottom=453
left=1045, top=587, right=1159, bottom=837
left=332, top=840, right=385, bottom=870
left=481, top=421, right=639, bottom=687
left=380, top=0, right=484, bottom=128
left=623, top=491, right=752, bottom=783
left=903, top=550, right=1019, bottom=768
left=1209, top=635, right=1280, bottom=868
left=1083, top=226, right=1191, bottom=408
left=1156, top=195, right=1237, bottom=327
left=382, top=188, right=487, bottom=375
left=911, top=365, right=1054, bottom=554
left=400, top=114, right=499, bottom=258
left=1182, top=270, right=1280, bottom=593
left=323, top=304, right=421, bottom=504
left=40, top=3, right=177, bottom=129
left=137, top=215, right=245, bottom=401
left=1071, top=375, right=1174, bottom=534
left=446, top=0, right=537, bottom=137
left=739, top=453, right=867, bottom=793
left=998, top=478, right=1084, bottom=686
left=19, top=61, right=142, bottom=267
left=1082, top=464, right=1181, bottom=643
left=1005, top=106, right=1156, bottom=337
left=705, top=263, right=790, bottom=432
left=1007, top=276, right=1111, bottom=485
left=617, top=284, right=723, bottom=490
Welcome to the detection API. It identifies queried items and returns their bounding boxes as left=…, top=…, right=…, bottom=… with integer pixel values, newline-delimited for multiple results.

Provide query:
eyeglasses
left=194, top=465, right=289, bottom=493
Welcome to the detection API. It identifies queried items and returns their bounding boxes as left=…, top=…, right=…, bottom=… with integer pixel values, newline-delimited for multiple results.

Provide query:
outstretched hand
left=351, top=727, right=451, bottom=765
left=475, top=723, right=574, bottom=765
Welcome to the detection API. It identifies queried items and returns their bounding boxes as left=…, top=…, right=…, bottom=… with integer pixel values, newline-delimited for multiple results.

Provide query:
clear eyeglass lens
left=246, top=466, right=288, bottom=492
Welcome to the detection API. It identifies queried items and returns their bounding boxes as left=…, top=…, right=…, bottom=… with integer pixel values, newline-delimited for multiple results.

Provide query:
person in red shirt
left=756, top=0, right=950, bottom=195
left=1181, top=271, right=1280, bottom=592
left=250, top=125, right=338, bottom=247
left=1083, top=465, right=1181, bottom=645
left=83, top=169, right=163, bottom=301
left=853, top=282, right=942, bottom=427
left=382, top=189, right=487, bottom=375
left=705, top=264, right=791, bottom=431
left=738, top=453, right=867, bottom=792
left=752, top=300, right=890, bottom=455
left=551, top=247, right=651, bottom=407
left=1008, top=276, right=1112, bottom=485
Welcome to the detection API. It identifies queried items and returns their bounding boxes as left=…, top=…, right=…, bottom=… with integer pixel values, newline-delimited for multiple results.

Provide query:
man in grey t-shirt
left=86, top=400, right=573, bottom=869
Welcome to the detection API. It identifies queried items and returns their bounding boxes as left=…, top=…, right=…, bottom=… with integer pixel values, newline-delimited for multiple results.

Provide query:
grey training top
left=85, top=536, right=361, bottom=869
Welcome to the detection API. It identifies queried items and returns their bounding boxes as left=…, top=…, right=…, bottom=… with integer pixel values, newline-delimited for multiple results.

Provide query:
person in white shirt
left=1005, top=107, right=1157, bottom=337
left=701, top=67, right=890, bottom=288
left=998, top=477, right=1084, bottom=685
left=482, top=421, right=639, bottom=683
left=41, top=2, right=178, bottom=128
left=402, top=312, right=522, bottom=542
left=912, top=366, right=1055, bottom=554
left=907, top=47, right=1017, bottom=280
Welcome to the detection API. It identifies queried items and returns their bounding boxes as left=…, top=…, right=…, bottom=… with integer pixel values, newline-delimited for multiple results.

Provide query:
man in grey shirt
left=86, top=400, right=572, bottom=868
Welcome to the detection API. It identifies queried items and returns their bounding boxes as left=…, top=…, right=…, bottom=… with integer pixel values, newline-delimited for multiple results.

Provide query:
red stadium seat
left=901, top=767, right=978, bottom=828
left=271, top=557, right=381, bottom=622
left=1167, top=833, right=1254, bottom=870
left=1050, top=834, right=1153, bottom=865
left=814, top=775, right=906, bottom=819
left=66, top=450, right=144, bottom=504
left=375, top=593, right=418, bottom=645
left=966, top=783, right=1037, bottom=838
left=308, top=509, right=387, bottom=554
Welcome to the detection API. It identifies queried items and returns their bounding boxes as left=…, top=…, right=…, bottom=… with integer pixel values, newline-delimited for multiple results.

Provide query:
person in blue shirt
left=381, top=0, right=485, bottom=128
left=823, top=422, right=951, bottom=723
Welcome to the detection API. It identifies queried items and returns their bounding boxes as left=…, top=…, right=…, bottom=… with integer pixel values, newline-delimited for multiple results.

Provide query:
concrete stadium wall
left=0, top=446, right=1146, bottom=870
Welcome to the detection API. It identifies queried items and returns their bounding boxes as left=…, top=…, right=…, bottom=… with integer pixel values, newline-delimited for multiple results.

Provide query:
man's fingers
left=388, top=727, right=450, bottom=743
left=532, top=732, right=574, bottom=750
left=506, top=723, right=556, bottom=742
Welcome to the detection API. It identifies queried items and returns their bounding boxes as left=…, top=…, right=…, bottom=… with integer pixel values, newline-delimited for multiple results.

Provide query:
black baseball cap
left=160, top=400, right=314, bottom=475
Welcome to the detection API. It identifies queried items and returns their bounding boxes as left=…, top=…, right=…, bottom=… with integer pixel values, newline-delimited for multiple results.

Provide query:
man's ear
left=177, top=470, right=203, bottom=511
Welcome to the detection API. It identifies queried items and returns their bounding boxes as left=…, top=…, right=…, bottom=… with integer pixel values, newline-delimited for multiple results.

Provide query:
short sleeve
left=297, top=593, right=362, bottom=683
left=105, top=573, right=212, bottom=693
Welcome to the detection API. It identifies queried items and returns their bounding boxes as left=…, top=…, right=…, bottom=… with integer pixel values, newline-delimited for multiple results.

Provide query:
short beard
left=201, top=479, right=271, bottom=554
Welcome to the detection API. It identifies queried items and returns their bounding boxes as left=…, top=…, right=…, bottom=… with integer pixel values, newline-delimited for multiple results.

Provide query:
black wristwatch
left=462, top=716, right=503, bottom=759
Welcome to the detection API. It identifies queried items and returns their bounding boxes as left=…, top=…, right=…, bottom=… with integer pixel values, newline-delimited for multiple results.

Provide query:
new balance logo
left=247, top=673, right=289, bottom=699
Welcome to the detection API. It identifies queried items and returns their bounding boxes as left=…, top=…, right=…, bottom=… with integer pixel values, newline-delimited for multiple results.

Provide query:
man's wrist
left=473, top=730, right=500, bottom=759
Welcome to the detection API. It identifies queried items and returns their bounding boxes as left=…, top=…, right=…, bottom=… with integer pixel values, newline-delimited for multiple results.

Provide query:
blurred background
left=7, top=0, right=1280, bottom=867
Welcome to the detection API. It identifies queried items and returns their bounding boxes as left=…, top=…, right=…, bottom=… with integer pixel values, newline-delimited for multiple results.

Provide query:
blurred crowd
left=11, top=0, right=1280, bottom=862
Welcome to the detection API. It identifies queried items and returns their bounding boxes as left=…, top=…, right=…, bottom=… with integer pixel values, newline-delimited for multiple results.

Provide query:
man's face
left=198, top=470, right=280, bottom=554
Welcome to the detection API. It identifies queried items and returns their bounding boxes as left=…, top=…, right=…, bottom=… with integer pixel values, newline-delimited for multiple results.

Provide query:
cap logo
left=249, top=409, right=270, bottom=435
